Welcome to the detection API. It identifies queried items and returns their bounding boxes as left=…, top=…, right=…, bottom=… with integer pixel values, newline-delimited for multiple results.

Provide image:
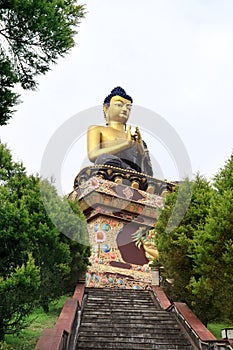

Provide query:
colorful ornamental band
left=69, top=169, right=171, bottom=289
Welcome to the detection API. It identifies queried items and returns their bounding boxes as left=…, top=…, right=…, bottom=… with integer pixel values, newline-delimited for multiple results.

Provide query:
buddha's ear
left=103, top=103, right=109, bottom=116
left=103, top=104, right=110, bottom=124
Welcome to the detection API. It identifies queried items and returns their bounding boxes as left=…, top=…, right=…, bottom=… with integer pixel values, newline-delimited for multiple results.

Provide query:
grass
left=3, top=295, right=70, bottom=350
left=208, top=322, right=233, bottom=339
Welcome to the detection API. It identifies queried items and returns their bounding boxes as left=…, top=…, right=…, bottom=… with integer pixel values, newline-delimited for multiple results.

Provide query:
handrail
left=151, top=287, right=232, bottom=350
left=170, top=303, right=232, bottom=350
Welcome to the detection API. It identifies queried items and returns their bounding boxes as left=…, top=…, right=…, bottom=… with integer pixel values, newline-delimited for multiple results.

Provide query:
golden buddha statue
left=87, top=87, right=153, bottom=176
left=85, top=87, right=159, bottom=269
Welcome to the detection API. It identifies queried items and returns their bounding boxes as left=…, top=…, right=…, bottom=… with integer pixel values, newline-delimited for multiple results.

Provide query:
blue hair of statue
left=103, top=87, right=133, bottom=105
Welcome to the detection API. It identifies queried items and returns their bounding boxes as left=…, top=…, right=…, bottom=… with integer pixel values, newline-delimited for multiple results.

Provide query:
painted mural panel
left=70, top=173, right=168, bottom=289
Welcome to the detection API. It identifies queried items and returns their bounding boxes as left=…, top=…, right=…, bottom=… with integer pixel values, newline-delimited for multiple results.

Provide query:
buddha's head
left=103, top=87, right=133, bottom=125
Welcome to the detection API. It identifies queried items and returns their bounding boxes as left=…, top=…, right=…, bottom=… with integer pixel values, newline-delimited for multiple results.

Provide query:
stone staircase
left=75, top=288, right=198, bottom=349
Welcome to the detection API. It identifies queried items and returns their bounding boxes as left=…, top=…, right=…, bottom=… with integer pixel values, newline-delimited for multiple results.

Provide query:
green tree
left=190, top=153, right=233, bottom=323
left=0, top=144, right=33, bottom=279
left=0, top=150, right=41, bottom=339
left=62, top=199, right=90, bottom=291
left=0, top=143, right=90, bottom=338
left=0, top=144, right=43, bottom=339
left=214, top=152, right=233, bottom=193
left=155, top=175, right=214, bottom=321
left=0, top=255, right=40, bottom=341
left=0, top=0, right=85, bottom=125
left=34, top=179, right=90, bottom=312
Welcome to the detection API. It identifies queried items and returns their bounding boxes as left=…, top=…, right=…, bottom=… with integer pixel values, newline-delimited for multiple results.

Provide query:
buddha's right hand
left=126, top=125, right=134, bottom=143
left=126, top=125, right=132, bottom=139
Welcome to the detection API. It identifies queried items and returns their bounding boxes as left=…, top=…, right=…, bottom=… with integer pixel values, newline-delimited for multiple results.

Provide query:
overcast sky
left=1, top=0, right=233, bottom=194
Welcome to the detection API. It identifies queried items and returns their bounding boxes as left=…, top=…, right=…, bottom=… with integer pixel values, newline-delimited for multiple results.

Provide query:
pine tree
left=0, top=143, right=90, bottom=338
left=190, top=153, right=233, bottom=323
left=156, top=175, right=214, bottom=319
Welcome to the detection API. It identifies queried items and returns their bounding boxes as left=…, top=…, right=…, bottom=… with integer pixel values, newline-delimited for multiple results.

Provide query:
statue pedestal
left=70, top=168, right=168, bottom=289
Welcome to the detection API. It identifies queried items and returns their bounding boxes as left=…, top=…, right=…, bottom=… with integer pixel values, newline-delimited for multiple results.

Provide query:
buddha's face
left=104, top=95, right=132, bottom=124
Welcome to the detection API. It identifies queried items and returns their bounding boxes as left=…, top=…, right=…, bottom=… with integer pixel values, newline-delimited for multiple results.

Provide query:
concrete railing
left=36, top=284, right=233, bottom=350
left=152, top=286, right=233, bottom=350
left=35, top=284, right=85, bottom=350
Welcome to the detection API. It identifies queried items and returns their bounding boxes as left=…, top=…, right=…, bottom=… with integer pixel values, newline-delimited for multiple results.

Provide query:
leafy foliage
left=155, top=175, right=216, bottom=323
left=214, top=152, right=233, bottom=193
left=156, top=154, right=233, bottom=324
left=0, top=255, right=40, bottom=340
left=0, top=342, right=15, bottom=350
left=0, top=51, right=19, bottom=125
left=0, top=143, right=90, bottom=339
left=190, top=154, right=233, bottom=323
left=0, top=0, right=85, bottom=124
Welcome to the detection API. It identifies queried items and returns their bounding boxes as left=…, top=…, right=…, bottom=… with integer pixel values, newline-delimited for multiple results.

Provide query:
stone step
left=79, top=325, right=180, bottom=332
left=87, top=288, right=151, bottom=292
left=79, top=323, right=181, bottom=330
left=85, top=297, right=155, bottom=302
left=81, top=314, right=177, bottom=322
left=87, top=291, right=153, bottom=295
left=85, top=289, right=160, bottom=305
left=78, top=329, right=184, bottom=337
left=86, top=297, right=156, bottom=304
left=86, top=302, right=156, bottom=308
left=77, top=335, right=192, bottom=344
left=84, top=298, right=155, bottom=306
left=80, top=314, right=177, bottom=322
left=80, top=320, right=178, bottom=327
left=75, top=288, right=196, bottom=349
left=80, top=318, right=177, bottom=325
left=86, top=304, right=156, bottom=308
left=77, top=340, right=194, bottom=349
left=82, top=308, right=161, bottom=314
left=86, top=298, right=155, bottom=303
left=86, top=290, right=155, bottom=299
left=77, top=346, right=193, bottom=350
left=87, top=291, right=153, bottom=296
left=77, top=345, right=193, bottom=349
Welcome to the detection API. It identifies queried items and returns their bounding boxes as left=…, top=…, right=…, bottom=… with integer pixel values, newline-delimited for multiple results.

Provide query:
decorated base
left=70, top=166, right=171, bottom=289
left=86, top=215, right=152, bottom=289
